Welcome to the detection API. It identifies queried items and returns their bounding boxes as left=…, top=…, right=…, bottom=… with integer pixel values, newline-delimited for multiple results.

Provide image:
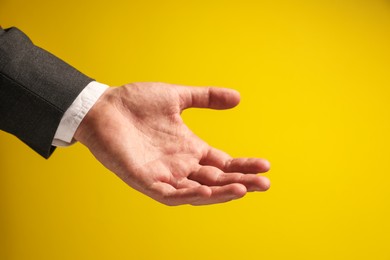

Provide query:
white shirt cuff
left=52, top=81, right=109, bottom=147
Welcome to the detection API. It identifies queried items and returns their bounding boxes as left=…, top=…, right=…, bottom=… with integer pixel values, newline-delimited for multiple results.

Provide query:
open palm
left=75, top=82, right=270, bottom=205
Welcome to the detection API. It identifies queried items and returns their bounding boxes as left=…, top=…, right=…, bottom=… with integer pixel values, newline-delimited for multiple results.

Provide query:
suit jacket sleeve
left=0, top=27, right=93, bottom=158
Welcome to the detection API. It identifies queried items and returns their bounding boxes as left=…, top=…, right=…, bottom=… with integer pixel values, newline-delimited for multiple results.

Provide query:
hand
left=74, top=82, right=270, bottom=206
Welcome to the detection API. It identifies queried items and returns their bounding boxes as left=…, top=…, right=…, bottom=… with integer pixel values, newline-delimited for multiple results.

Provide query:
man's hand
left=74, top=82, right=270, bottom=206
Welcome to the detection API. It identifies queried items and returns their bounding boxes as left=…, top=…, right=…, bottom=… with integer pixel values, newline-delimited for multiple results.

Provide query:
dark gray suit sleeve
left=0, top=27, right=93, bottom=158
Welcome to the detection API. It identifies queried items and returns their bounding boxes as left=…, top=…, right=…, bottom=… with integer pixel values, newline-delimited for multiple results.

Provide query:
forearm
left=0, top=27, right=93, bottom=158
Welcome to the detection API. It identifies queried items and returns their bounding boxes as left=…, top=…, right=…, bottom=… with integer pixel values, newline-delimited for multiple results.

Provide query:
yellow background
left=1, top=0, right=390, bottom=259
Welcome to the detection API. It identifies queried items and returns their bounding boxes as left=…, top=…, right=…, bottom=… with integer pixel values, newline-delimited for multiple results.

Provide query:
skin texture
left=74, top=82, right=270, bottom=206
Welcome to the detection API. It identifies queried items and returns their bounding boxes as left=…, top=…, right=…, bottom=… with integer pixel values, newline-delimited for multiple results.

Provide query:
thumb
left=178, top=86, right=241, bottom=110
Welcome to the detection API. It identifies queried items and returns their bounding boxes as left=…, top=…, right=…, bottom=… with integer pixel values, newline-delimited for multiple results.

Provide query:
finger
left=178, top=86, right=240, bottom=110
left=225, top=158, right=270, bottom=173
left=149, top=182, right=211, bottom=206
left=176, top=178, right=202, bottom=189
left=201, top=147, right=270, bottom=173
left=191, top=184, right=247, bottom=206
left=189, top=166, right=271, bottom=191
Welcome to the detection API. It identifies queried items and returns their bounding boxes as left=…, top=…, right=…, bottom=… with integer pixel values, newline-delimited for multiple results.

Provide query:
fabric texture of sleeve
left=0, top=27, right=93, bottom=158
left=52, top=81, right=108, bottom=147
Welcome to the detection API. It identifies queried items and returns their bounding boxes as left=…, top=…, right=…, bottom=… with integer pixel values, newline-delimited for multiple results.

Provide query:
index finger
left=200, top=147, right=271, bottom=173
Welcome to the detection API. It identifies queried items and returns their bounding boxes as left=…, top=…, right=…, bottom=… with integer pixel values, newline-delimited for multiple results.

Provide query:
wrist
left=53, top=81, right=109, bottom=147
left=73, top=86, right=114, bottom=145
